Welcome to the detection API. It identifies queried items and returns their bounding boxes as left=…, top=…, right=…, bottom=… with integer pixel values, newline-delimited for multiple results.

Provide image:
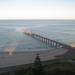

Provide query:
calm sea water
left=0, top=20, right=75, bottom=52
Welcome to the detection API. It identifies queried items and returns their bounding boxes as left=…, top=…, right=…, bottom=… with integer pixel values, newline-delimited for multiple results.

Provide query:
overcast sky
left=0, top=0, right=75, bottom=19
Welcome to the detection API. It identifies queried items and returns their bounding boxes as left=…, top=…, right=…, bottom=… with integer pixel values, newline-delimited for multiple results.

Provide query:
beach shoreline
left=0, top=48, right=68, bottom=68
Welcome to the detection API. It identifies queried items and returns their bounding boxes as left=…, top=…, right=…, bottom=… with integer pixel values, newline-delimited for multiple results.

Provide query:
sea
left=0, top=20, right=75, bottom=52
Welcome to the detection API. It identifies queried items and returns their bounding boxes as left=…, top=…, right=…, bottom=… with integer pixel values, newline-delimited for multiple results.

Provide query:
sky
left=0, top=0, right=75, bottom=19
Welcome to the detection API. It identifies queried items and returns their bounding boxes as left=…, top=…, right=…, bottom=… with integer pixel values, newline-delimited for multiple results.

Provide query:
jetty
left=24, top=31, right=72, bottom=50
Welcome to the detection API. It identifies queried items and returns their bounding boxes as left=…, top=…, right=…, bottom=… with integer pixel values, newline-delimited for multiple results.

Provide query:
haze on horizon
left=0, top=0, right=75, bottom=19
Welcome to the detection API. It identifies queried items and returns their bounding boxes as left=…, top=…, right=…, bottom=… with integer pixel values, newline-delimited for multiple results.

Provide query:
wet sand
left=0, top=48, right=68, bottom=68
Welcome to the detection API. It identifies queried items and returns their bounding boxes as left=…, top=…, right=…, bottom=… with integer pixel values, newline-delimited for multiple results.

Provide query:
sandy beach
left=0, top=48, right=68, bottom=68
